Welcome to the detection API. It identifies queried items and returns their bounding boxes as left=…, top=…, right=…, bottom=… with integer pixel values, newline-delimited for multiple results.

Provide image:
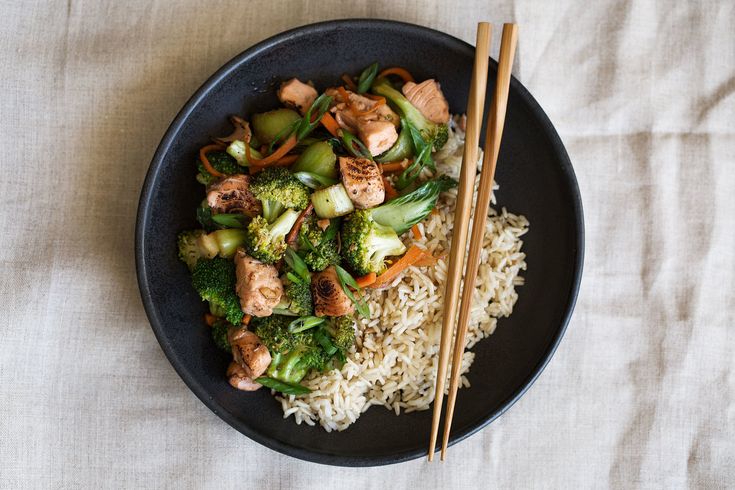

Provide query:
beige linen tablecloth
left=1, top=1, right=733, bottom=487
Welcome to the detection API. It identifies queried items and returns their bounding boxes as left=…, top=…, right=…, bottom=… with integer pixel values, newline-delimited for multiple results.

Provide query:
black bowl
left=136, top=19, right=583, bottom=466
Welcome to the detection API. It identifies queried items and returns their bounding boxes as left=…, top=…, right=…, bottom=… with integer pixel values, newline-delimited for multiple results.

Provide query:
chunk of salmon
left=357, top=120, right=398, bottom=156
left=226, top=361, right=262, bottom=391
left=234, top=249, right=283, bottom=317
left=326, top=88, right=399, bottom=156
left=339, top=156, right=385, bottom=209
left=228, top=327, right=272, bottom=378
left=311, top=266, right=355, bottom=317
left=278, top=78, right=318, bottom=115
left=206, top=174, right=262, bottom=217
left=401, top=79, right=450, bottom=124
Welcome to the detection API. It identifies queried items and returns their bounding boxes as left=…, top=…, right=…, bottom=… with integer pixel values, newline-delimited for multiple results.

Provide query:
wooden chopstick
left=428, top=22, right=491, bottom=462
left=440, top=23, right=519, bottom=460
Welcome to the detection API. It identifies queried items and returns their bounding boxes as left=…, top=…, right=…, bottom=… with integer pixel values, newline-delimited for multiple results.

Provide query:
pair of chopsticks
left=428, top=22, right=519, bottom=462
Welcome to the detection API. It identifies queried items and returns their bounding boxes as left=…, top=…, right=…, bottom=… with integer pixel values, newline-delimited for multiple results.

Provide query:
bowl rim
left=135, top=18, right=585, bottom=466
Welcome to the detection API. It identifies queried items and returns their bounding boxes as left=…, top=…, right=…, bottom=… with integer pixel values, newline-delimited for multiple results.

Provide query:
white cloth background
left=1, top=1, right=733, bottom=488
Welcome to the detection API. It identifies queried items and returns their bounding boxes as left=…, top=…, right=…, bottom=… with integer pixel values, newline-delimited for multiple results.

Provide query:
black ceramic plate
left=136, top=19, right=583, bottom=466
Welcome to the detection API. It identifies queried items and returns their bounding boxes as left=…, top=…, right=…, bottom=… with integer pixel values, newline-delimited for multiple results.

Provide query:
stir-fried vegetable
left=243, top=209, right=301, bottom=264
left=288, top=316, right=326, bottom=333
left=320, top=112, right=341, bottom=137
left=226, top=140, right=263, bottom=165
left=311, top=183, right=355, bottom=219
left=340, top=210, right=407, bottom=276
left=375, top=124, right=414, bottom=163
left=370, top=245, right=433, bottom=289
left=378, top=66, right=415, bottom=83
left=177, top=228, right=246, bottom=267
left=371, top=175, right=457, bottom=234
left=250, top=167, right=310, bottom=223
left=252, top=108, right=301, bottom=144
left=190, top=257, right=243, bottom=325
left=211, top=213, right=247, bottom=229
left=211, top=320, right=231, bottom=351
left=255, top=376, right=311, bottom=395
left=395, top=118, right=436, bottom=189
left=298, top=216, right=341, bottom=272
left=274, top=276, right=312, bottom=316
left=179, top=67, right=458, bottom=396
left=357, top=62, right=379, bottom=94
left=295, top=93, right=332, bottom=140
left=291, top=141, right=338, bottom=179
left=340, top=129, right=374, bottom=160
left=252, top=314, right=344, bottom=391
left=333, top=265, right=370, bottom=318
left=197, top=148, right=241, bottom=184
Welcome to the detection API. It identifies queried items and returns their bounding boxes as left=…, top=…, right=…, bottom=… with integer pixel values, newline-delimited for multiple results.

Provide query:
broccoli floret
left=325, top=316, right=356, bottom=352
left=370, top=175, right=457, bottom=234
left=372, top=78, right=449, bottom=150
left=178, top=230, right=218, bottom=270
left=191, top=258, right=244, bottom=325
left=273, top=278, right=313, bottom=316
left=211, top=320, right=231, bottom=351
left=304, top=240, right=340, bottom=272
left=250, top=167, right=310, bottom=222
left=304, top=245, right=340, bottom=273
left=251, top=315, right=329, bottom=385
left=196, top=151, right=241, bottom=185
left=243, top=209, right=301, bottom=264
left=298, top=216, right=341, bottom=272
left=341, top=209, right=407, bottom=276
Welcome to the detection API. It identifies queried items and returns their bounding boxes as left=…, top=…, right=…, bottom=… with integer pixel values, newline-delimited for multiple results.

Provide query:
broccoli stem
left=269, top=209, right=301, bottom=239
left=262, top=201, right=286, bottom=224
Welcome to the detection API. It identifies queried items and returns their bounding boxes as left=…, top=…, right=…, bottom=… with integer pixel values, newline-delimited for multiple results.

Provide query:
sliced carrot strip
left=242, top=314, right=252, bottom=326
left=341, top=74, right=357, bottom=91
left=379, top=159, right=410, bottom=174
left=337, top=86, right=351, bottom=104
left=414, top=250, right=441, bottom=267
left=378, top=67, right=415, bottom=83
left=199, top=144, right=227, bottom=178
left=355, top=272, right=377, bottom=288
left=204, top=313, right=217, bottom=327
left=286, top=203, right=313, bottom=245
left=352, top=97, right=385, bottom=116
left=245, top=134, right=297, bottom=166
left=320, top=112, right=341, bottom=137
left=275, top=154, right=299, bottom=165
left=382, top=176, right=398, bottom=201
left=370, top=245, right=427, bottom=288
left=363, top=94, right=386, bottom=103
left=411, top=224, right=422, bottom=239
